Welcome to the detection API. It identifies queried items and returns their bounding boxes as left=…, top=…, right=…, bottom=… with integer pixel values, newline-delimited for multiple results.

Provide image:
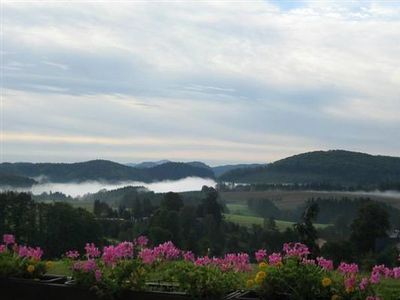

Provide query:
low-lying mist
left=2, top=177, right=217, bottom=197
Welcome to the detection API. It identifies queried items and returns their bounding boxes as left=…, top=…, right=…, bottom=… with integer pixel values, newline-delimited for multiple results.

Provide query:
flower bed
left=1, top=234, right=400, bottom=300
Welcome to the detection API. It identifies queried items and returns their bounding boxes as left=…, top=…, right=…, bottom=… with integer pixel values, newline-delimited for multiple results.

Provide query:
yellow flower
left=331, top=295, right=341, bottom=300
left=276, top=262, right=283, bottom=268
left=246, top=279, right=255, bottom=288
left=321, top=277, right=332, bottom=287
left=254, top=270, right=266, bottom=284
left=258, top=262, right=268, bottom=270
left=254, top=275, right=263, bottom=284
left=46, top=261, right=53, bottom=269
left=345, top=287, right=354, bottom=293
left=27, top=265, right=35, bottom=273
left=256, top=271, right=266, bottom=279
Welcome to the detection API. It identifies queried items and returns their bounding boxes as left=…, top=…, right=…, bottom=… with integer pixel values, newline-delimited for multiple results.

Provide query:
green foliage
left=0, top=250, right=47, bottom=279
left=163, top=261, right=243, bottom=299
left=161, top=192, right=183, bottom=211
left=350, top=202, right=390, bottom=254
left=0, top=192, right=101, bottom=258
left=294, top=201, right=319, bottom=255
left=256, top=258, right=331, bottom=300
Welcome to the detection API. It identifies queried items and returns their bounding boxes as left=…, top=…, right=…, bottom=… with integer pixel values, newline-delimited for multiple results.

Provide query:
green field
left=224, top=213, right=332, bottom=231
left=220, top=190, right=400, bottom=210
left=224, top=200, right=333, bottom=231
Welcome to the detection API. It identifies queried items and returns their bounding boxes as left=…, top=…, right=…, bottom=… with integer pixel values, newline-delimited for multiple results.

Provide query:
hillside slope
left=213, top=163, right=267, bottom=177
left=220, top=150, right=400, bottom=186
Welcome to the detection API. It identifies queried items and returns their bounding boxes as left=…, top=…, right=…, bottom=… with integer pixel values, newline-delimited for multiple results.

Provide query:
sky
left=1, top=0, right=400, bottom=166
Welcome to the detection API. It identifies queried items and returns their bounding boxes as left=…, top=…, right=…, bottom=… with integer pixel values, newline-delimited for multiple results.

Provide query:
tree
left=294, top=200, right=319, bottom=255
left=197, top=188, right=222, bottom=225
left=133, top=198, right=143, bottom=220
left=350, top=202, right=390, bottom=254
left=161, top=192, right=183, bottom=211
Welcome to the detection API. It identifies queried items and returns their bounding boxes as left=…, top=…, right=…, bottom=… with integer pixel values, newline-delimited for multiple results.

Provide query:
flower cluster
left=18, top=245, right=43, bottom=261
left=138, top=241, right=180, bottom=264
left=84, top=243, right=101, bottom=258
left=283, top=242, right=310, bottom=257
left=0, top=234, right=48, bottom=278
left=201, top=253, right=251, bottom=272
left=102, top=241, right=134, bottom=266
left=65, top=250, right=80, bottom=259
left=252, top=243, right=400, bottom=299
left=316, top=257, right=334, bottom=271
left=338, top=262, right=359, bottom=275
left=255, top=249, right=267, bottom=262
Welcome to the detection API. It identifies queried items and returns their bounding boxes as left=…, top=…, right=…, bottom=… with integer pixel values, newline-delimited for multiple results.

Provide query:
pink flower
left=338, top=262, right=359, bottom=274
left=194, top=256, right=212, bottom=266
left=344, top=275, right=356, bottom=290
left=393, top=267, right=400, bottom=279
left=302, top=258, right=316, bottom=265
left=135, top=236, right=148, bottom=247
left=183, top=251, right=195, bottom=262
left=370, top=271, right=380, bottom=284
left=0, top=245, right=6, bottom=253
left=223, top=253, right=251, bottom=272
left=268, top=253, right=282, bottom=266
left=138, top=248, right=156, bottom=265
left=95, top=269, right=102, bottom=282
left=372, top=265, right=392, bottom=278
left=115, top=241, right=134, bottom=259
left=283, top=242, right=310, bottom=258
left=255, top=249, right=267, bottom=262
left=359, top=277, right=369, bottom=290
left=18, top=246, right=43, bottom=260
left=316, top=257, right=333, bottom=271
left=3, top=234, right=15, bottom=245
left=65, top=250, right=80, bottom=259
left=152, top=241, right=180, bottom=260
left=84, top=243, right=100, bottom=258
left=82, top=259, right=97, bottom=272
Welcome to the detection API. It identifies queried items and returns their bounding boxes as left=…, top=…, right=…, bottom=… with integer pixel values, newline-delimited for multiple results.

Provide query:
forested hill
left=0, top=160, right=215, bottom=184
left=219, top=150, right=400, bottom=187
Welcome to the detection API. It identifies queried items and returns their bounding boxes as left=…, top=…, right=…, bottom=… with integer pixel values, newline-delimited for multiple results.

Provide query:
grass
left=225, top=203, right=253, bottom=216
left=223, top=213, right=332, bottom=231
left=47, top=261, right=71, bottom=276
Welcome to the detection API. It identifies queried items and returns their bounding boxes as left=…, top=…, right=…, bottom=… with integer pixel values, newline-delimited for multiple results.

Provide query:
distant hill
left=145, top=162, right=214, bottom=181
left=212, top=164, right=267, bottom=177
left=126, top=160, right=170, bottom=169
left=0, top=173, right=38, bottom=188
left=220, top=150, right=400, bottom=187
left=0, top=160, right=215, bottom=183
left=124, top=160, right=265, bottom=178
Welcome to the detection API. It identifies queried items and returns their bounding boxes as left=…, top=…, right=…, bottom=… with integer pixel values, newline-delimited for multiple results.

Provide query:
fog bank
left=2, top=177, right=217, bottom=197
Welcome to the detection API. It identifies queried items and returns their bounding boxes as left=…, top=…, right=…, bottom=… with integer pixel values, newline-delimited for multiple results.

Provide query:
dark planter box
left=0, top=276, right=251, bottom=300
left=227, top=291, right=259, bottom=300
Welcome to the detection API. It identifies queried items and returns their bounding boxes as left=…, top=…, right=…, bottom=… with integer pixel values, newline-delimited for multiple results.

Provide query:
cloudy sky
left=1, top=0, right=400, bottom=165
